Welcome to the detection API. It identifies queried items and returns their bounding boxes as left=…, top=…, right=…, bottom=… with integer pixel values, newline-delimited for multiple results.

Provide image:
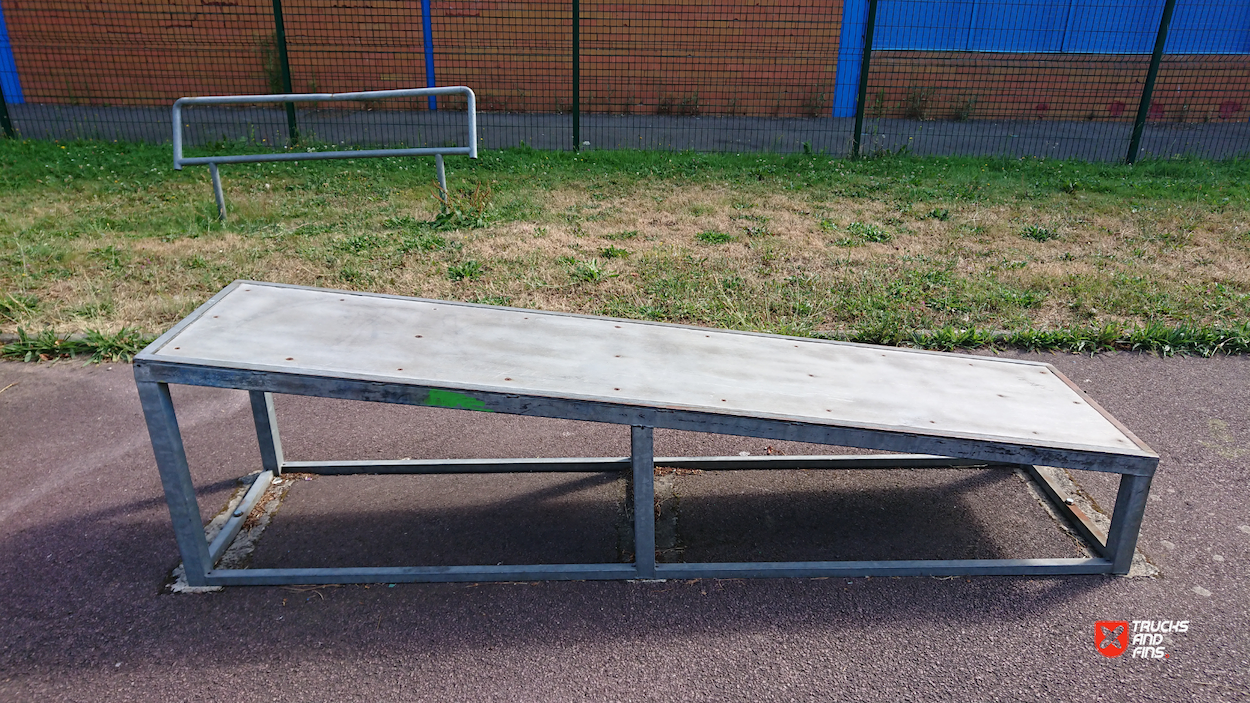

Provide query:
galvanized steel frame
left=171, top=86, right=478, bottom=219
left=135, top=281, right=1156, bottom=585
left=135, top=370, right=1154, bottom=587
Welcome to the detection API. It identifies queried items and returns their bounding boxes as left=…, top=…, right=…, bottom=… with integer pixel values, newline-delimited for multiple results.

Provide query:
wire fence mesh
left=0, top=0, right=1247, bottom=161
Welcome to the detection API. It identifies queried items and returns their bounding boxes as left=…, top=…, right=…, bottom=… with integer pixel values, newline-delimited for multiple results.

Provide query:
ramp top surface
left=139, top=281, right=1156, bottom=465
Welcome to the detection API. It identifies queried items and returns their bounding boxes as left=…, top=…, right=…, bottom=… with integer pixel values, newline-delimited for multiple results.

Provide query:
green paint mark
left=425, top=389, right=492, bottom=412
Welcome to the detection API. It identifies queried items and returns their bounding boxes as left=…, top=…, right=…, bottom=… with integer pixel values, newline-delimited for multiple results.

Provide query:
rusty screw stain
left=285, top=357, right=293, bottom=361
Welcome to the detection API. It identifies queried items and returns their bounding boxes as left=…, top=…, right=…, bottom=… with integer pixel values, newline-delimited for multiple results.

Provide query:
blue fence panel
left=1061, top=0, right=1162, bottom=54
left=1167, top=0, right=1250, bottom=53
left=967, top=0, right=1069, bottom=52
left=873, top=0, right=974, bottom=51
left=0, top=0, right=23, bottom=104
left=863, top=0, right=1250, bottom=55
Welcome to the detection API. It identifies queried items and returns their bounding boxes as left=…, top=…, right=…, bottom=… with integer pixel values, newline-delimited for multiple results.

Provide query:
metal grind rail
left=172, top=86, right=477, bottom=220
left=135, top=281, right=1158, bottom=586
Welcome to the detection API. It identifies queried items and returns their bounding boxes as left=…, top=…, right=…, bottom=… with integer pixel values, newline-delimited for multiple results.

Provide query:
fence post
left=270, top=0, right=300, bottom=145
left=0, top=76, right=13, bottom=139
left=572, top=0, right=580, bottom=151
left=851, top=0, right=878, bottom=160
left=1127, top=0, right=1179, bottom=164
left=421, top=0, right=437, bottom=110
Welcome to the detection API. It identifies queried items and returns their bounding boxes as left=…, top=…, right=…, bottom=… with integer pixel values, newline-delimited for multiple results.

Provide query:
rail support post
left=209, top=163, right=226, bottom=221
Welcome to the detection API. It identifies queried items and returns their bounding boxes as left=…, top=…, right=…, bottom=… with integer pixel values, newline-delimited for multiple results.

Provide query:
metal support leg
left=1105, top=473, right=1153, bottom=574
left=209, top=162, right=226, bottom=221
left=631, top=425, right=655, bottom=578
left=249, top=391, right=284, bottom=477
left=136, top=381, right=212, bottom=586
left=434, top=153, right=447, bottom=203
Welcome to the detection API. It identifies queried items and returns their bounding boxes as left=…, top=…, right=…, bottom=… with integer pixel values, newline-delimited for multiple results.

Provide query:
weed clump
left=1021, top=224, right=1059, bottom=242
left=560, top=256, right=611, bottom=283
left=836, top=221, right=893, bottom=246
left=696, top=230, right=735, bottom=244
left=433, top=181, right=492, bottom=230
left=400, top=232, right=449, bottom=253
left=447, top=260, right=483, bottom=281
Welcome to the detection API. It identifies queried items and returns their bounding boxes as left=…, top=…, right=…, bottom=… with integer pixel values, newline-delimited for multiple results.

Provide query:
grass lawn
left=2, top=139, right=1249, bottom=358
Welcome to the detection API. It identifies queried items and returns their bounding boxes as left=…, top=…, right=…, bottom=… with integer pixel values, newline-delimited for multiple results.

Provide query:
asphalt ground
left=0, top=351, right=1246, bottom=702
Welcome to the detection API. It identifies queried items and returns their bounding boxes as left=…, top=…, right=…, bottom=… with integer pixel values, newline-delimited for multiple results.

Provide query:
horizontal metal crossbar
left=279, top=454, right=1002, bottom=475
left=197, top=558, right=1113, bottom=585
left=204, top=563, right=639, bottom=586
left=655, top=558, right=1114, bottom=579
left=176, top=146, right=472, bottom=167
left=135, top=362, right=1157, bottom=477
left=174, top=86, right=476, bottom=107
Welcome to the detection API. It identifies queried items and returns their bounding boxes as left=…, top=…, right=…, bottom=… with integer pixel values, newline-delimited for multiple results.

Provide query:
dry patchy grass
left=3, top=153, right=1249, bottom=340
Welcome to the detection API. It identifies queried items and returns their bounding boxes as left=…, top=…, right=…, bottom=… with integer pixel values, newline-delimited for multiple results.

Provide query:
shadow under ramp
left=247, top=472, right=627, bottom=569
left=665, top=468, right=1086, bottom=565
left=241, top=465, right=1086, bottom=571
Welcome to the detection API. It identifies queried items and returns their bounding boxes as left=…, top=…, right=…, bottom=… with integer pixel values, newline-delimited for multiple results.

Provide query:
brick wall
left=2, top=1, right=1248, bottom=123
left=2, top=0, right=845, bottom=116
left=4, top=0, right=276, bottom=104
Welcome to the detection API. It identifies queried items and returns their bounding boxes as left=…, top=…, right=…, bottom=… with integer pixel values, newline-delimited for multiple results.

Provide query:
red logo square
left=1096, top=621, right=1129, bottom=658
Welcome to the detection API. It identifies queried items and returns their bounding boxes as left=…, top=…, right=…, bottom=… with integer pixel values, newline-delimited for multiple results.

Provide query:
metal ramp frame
left=135, top=281, right=1158, bottom=586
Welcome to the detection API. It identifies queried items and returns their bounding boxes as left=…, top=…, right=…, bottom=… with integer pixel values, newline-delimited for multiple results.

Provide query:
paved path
left=0, top=351, right=1246, bottom=702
